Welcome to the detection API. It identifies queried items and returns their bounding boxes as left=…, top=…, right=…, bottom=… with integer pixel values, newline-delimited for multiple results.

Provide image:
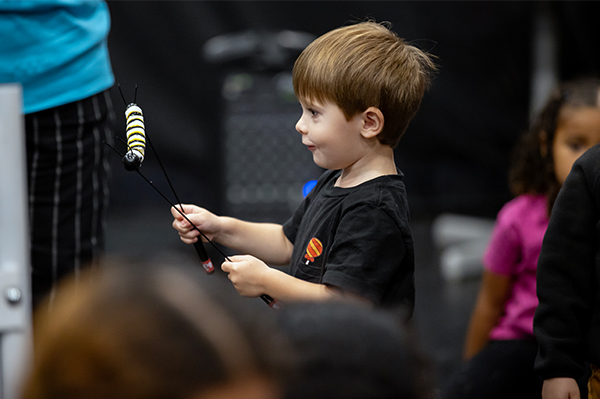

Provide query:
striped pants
left=25, top=90, right=114, bottom=307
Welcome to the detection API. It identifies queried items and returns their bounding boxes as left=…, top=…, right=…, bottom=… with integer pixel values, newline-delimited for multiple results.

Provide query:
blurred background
left=103, top=0, right=600, bottom=391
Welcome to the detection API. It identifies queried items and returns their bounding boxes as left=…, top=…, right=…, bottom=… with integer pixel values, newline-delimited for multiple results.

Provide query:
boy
left=172, top=21, right=435, bottom=314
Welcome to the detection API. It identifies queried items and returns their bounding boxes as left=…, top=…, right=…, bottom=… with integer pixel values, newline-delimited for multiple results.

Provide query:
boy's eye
left=308, top=108, right=318, bottom=117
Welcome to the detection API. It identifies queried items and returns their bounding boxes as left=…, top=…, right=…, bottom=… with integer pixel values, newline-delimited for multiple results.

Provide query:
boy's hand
left=170, top=204, right=221, bottom=244
left=542, top=378, right=580, bottom=399
left=221, top=255, right=270, bottom=297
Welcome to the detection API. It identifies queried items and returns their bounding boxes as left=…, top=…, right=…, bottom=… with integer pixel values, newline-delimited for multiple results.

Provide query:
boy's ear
left=360, top=107, right=384, bottom=139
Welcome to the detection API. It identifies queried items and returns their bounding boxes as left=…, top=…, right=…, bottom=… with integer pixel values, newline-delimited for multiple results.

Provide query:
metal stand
left=0, top=84, right=33, bottom=399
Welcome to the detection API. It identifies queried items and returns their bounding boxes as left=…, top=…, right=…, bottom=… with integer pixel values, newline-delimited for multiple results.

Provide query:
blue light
left=302, top=180, right=318, bottom=197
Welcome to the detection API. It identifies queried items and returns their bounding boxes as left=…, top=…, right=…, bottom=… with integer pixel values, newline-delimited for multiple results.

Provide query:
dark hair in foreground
left=277, top=301, right=433, bottom=399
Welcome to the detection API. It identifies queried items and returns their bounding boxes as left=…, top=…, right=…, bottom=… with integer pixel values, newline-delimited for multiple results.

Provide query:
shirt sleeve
left=282, top=197, right=307, bottom=245
left=321, top=203, right=406, bottom=305
left=483, top=204, right=521, bottom=277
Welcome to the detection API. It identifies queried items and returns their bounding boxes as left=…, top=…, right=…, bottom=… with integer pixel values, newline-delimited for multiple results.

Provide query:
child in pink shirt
left=442, top=78, right=600, bottom=399
left=484, top=194, right=546, bottom=342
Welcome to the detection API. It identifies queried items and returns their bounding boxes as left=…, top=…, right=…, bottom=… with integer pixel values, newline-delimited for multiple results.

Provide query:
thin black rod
left=134, top=168, right=233, bottom=262
left=145, top=130, right=184, bottom=212
left=117, top=84, right=128, bottom=106
left=104, top=140, right=123, bottom=157
left=137, top=131, right=278, bottom=308
left=116, top=136, right=129, bottom=150
left=104, top=141, right=229, bottom=260
left=104, top=141, right=277, bottom=308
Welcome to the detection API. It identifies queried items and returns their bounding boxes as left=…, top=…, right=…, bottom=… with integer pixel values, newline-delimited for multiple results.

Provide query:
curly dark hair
left=509, top=78, right=600, bottom=215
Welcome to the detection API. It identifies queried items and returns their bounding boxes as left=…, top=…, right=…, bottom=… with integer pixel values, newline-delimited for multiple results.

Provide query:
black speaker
left=221, top=71, right=322, bottom=223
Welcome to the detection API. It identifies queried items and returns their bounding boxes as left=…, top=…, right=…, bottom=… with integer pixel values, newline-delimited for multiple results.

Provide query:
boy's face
left=295, top=99, right=366, bottom=170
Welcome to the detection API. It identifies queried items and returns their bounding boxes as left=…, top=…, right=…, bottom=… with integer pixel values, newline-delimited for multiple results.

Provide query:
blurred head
left=277, top=301, right=432, bottom=399
left=550, top=103, right=600, bottom=185
left=509, top=78, right=600, bottom=213
left=293, top=21, right=436, bottom=148
left=22, top=261, right=290, bottom=399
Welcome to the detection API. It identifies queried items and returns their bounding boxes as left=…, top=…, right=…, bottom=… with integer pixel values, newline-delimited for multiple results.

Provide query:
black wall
left=105, top=1, right=600, bottom=220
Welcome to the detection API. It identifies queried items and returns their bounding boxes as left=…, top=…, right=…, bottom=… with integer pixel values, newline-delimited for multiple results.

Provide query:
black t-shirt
left=283, top=169, right=415, bottom=312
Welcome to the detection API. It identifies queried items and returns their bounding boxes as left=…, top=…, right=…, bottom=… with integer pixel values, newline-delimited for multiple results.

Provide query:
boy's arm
left=263, top=267, right=369, bottom=303
left=171, top=205, right=293, bottom=265
left=218, top=217, right=293, bottom=266
left=221, top=255, right=369, bottom=303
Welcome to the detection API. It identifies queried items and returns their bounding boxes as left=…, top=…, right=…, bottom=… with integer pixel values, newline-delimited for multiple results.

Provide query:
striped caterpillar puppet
left=122, top=103, right=146, bottom=171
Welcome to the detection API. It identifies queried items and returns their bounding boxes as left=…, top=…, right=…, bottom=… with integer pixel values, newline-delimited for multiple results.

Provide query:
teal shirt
left=0, top=0, right=114, bottom=113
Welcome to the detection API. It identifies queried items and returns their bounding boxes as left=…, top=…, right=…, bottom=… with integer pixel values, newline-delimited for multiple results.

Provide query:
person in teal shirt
left=0, top=0, right=115, bottom=307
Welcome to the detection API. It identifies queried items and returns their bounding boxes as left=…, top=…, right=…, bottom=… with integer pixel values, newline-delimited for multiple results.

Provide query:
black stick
left=141, top=121, right=278, bottom=308
left=144, top=127, right=216, bottom=273
left=132, top=166, right=279, bottom=309
left=104, top=138, right=279, bottom=308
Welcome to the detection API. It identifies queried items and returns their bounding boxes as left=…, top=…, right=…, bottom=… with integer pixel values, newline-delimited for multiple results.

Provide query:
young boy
left=172, top=21, right=435, bottom=314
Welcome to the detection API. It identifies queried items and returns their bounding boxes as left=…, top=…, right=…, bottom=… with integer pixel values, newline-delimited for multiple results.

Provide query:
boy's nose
left=295, top=117, right=306, bottom=135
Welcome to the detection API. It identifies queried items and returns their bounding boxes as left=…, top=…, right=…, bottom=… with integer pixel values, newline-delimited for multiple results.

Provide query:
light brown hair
left=293, top=21, right=436, bottom=148
left=21, top=262, right=290, bottom=399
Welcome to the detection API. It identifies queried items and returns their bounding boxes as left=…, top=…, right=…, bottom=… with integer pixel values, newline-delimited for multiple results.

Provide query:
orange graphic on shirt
left=304, top=237, right=323, bottom=264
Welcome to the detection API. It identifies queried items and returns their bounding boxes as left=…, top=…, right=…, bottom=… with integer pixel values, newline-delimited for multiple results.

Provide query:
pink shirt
left=484, top=194, right=548, bottom=340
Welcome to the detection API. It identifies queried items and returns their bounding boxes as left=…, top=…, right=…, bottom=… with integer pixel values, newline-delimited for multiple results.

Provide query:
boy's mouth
left=303, top=141, right=316, bottom=151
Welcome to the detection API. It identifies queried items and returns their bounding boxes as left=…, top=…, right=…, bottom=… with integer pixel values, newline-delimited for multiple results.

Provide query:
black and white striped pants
left=25, top=90, right=114, bottom=307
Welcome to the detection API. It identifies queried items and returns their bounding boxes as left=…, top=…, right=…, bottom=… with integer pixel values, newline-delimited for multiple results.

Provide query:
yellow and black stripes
left=123, top=103, right=145, bottom=171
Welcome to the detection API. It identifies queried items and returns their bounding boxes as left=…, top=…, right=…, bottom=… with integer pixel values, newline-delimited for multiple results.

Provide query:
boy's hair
left=293, top=21, right=436, bottom=148
left=509, top=77, right=600, bottom=214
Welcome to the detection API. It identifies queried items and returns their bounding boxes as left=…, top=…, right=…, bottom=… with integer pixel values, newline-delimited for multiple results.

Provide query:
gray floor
left=105, top=206, right=482, bottom=390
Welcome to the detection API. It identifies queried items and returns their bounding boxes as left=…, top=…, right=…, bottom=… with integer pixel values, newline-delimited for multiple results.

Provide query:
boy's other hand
left=221, top=255, right=270, bottom=297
